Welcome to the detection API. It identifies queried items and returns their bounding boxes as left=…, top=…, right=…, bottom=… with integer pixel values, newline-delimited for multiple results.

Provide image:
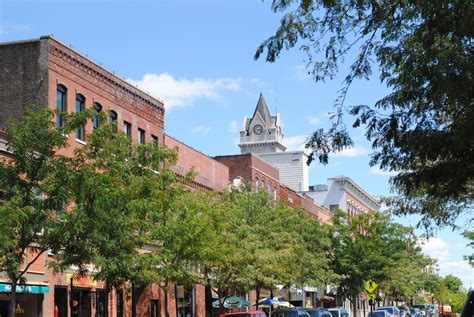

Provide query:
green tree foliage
left=149, top=190, right=223, bottom=317
left=255, top=1, right=473, bottom=229
left=464, top=230, right=474, bottom=267
left=0, top=109, right=89, bottom=317
left=441, top=274, right=463, bottom=293
left=49, top=114, right=182, bottom=292
left=202, top=188, right=332, bottom=307
left=325, top=210, right=434, bottom=317
left=434, top=275, right=467, bottom=313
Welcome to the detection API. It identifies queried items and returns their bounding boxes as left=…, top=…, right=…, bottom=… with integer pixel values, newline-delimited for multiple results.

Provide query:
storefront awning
left=0, top=283, right=49, bottom=294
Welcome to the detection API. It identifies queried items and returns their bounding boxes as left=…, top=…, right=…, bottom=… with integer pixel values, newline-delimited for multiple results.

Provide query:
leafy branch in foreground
left=256, top=1, right=473, bottom=229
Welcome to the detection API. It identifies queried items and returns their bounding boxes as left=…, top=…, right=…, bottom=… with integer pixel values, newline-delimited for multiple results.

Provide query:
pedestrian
left=461, top=291, right=473, bottom=317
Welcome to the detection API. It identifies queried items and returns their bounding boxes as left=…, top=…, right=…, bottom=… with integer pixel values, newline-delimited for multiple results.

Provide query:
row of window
left=255, top=176, right=277, bottom=194
left=56, top=84, right=159, bottom=145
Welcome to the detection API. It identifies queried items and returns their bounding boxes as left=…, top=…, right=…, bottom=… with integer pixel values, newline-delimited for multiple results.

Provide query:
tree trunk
left=164, top=287, right=169, bottom=317
left=9, top=279, right=17, bottom=317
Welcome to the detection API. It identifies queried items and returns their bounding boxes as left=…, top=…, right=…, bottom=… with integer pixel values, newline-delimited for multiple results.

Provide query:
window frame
left=75, top=94, right=86, bottom=141
left=56, top=85, right=67, bottom=128
left=92, top=102, right=102, bottom=130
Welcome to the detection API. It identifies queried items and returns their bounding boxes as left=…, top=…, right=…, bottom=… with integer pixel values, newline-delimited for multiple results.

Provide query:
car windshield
left=329, top=311, right=339, bottom=317
left=369, top=312, right=386, bottom=317
left=413, top=306, right=426, bottom=310
left=378, top=308, right=394, bottom=314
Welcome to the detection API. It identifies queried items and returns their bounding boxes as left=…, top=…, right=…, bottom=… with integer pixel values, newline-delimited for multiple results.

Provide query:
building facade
left=0, top=36, right=228, bottom=317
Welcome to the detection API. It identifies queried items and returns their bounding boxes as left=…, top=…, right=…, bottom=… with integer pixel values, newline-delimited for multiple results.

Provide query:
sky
left=1, top=0, right=472, bottom=289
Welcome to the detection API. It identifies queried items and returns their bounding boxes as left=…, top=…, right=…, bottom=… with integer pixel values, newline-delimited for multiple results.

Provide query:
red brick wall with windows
left=46, top=37, right=165, bottom=158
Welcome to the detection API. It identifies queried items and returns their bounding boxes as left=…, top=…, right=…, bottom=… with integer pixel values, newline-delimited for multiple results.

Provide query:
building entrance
left=71, top=288, right=91, bottom=317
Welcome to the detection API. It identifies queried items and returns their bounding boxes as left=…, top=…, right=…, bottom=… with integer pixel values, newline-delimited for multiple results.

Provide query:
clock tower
left=239, top=93, right=286, bottom=154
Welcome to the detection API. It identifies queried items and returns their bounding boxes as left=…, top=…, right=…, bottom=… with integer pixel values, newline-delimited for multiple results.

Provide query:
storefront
left=0, top=283, right=49, bottom=317
left=53, top=274, right=108, bottom=317
left=176, top=285, right=195, bottom=317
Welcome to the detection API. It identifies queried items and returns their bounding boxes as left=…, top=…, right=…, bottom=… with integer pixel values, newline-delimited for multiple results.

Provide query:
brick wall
left=0, top=38, right=49, bottom=130
left=214, top=153, right=280, bottom=194
left=165, top=135, right=229, bottom=191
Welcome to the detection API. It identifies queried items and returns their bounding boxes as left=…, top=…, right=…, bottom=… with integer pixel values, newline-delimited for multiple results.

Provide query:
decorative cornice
left=48, top=37, right=164, bottom=114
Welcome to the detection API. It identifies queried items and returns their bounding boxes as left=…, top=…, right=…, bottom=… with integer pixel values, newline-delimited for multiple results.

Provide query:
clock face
left=253, top=124, right=264, bottom=135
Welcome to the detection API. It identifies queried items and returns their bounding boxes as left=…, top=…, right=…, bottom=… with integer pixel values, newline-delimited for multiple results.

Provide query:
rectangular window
left=56, top=86, right=67, bottom=128
left=151, top=135, right=159, bottom=147
left=329, top=204, right=339, bottom=214
left=151, top=300, right=160, bottom=317
left=176, top=285, right=194, bottom=317
left=116, top=290, right=124, bottom=317
left=96, top=289, right=108, bottom=317
left=138, top=128, right=145, bottom=144
left=54, top=287, right=68, bottom=317
left=71, top=288, right=91, bottom=317
left=123, top=121, right=132, bottom=139
left=75, top=94, right=85, bottom=141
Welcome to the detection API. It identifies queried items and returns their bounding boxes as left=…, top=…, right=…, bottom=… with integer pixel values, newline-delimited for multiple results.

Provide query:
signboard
left=67, top=273, right=97, bottom=287
left=367, top=292, right=376, bottom=299
left=364, top=279, right=378, bottom=293
left=0, top=283, right=49, bottom=294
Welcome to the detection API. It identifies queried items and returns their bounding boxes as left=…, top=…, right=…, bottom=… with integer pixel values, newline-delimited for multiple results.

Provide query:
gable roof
left=250, top=93, right=273, bottom=127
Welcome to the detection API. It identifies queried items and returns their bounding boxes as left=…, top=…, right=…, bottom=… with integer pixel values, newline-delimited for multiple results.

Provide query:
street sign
left=367, top=292, right=376, bottom=299
left=364, top=279, right=378, bottom=293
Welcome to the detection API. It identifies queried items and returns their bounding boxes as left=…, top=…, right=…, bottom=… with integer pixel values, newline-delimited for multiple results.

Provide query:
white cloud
left=284, top=135, right=307, bottom=151
left=307, top=116, right=321, bottom=126
left=128, top=73, right=241, bottom=109
left=191, top=125, right=212, bottom=135
left=369, top=166, right=398, bottom=177
left=228, top=120, right=239, bottom=133
left=420, top=237, right=474, bottom=289
left=291, top=64, right=310, bottom=81
left=250, top=78, right=266, bottom=87
left=332, top=145, right=370, bottom=157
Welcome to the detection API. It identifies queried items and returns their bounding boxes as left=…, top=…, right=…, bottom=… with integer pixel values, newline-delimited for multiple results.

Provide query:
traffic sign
left=364, top=279, right=378, bottom=293
left=367, top=292, right=376, bottom=299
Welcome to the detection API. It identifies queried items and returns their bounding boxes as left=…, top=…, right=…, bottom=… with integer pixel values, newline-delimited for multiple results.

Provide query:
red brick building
left=0, top=36, right=228, bottom=317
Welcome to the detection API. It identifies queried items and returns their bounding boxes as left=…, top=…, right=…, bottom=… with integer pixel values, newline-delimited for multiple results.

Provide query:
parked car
left=368, top=311, right=389, bottom=317
left=413, top=305, right=429, bottom=316
left=461, top=291, right=474, bottom=317
left=409, top=308, right=421, bottom=317
left=376, top=306, right=401, bottom=317
left=398, top=304, right=411, bottom=317
left=328, top=307, right=350, bottom=317
left=220, top=311, right=267, bottom=317
left=307, top=308, right=332, bottom=317
left=273, top=308, right=310, bottom=317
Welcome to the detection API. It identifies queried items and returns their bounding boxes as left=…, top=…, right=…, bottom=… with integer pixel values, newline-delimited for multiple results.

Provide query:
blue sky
left=1, top=0, right=472, bottom=288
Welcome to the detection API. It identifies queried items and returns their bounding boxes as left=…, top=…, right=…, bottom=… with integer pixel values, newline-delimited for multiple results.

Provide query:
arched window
left=109, top=110, right=118, bottom=133
left=75, top=94, right=85, bottom=141
left=92, top=102, right=102, bottom=129
left=255, top=177, right=259, bottom=192
left=261, top=179, right=265, bottom=190
left=56, top=85, right=67, bottom=128
left=267, top=183, right=271, bottom=193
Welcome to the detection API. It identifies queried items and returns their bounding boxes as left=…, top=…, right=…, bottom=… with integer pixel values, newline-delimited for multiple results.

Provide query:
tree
left=434, top=275, right=467, bottom=313
left=149, top=190, right=222, bottom=317
left=442, top=274, right=463, bottom=293
left=202, top=188, right=332, bottom=309
left=48, top=112, right=183, bottom=293
left=0, top=109, right=89, bottom=317
left=325, top=210, right=431, bottom=317
left=255, top=1, right=473, bottom=229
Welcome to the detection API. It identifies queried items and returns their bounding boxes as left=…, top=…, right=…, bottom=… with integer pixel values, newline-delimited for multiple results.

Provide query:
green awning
left=0, top=283, right=49, bottom=294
